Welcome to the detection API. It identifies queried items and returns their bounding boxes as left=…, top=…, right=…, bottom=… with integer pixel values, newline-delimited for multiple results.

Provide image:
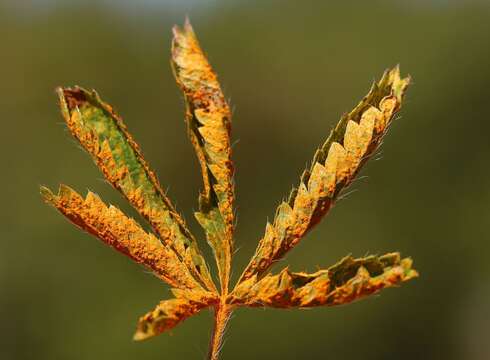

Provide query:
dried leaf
left=172, top=20, right=234, bottom=292
left=239, top=67, right=411, bottom=282
left=57, top=87, right=215, bottom=292
left=230, top=253, right=417, bottom=308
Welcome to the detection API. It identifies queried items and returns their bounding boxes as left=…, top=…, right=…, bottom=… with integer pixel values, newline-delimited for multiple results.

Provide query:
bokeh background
left=2, top=0, right=490, bottom=359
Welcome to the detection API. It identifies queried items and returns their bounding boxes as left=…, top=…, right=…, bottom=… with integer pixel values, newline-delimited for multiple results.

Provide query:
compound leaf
left=41, top=21, right=418, bottom=358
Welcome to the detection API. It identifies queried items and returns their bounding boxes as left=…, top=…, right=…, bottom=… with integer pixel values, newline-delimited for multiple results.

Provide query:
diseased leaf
left=41, top=21, right=418, bottom=360
left=230, top=253, right=417, bottom=308
left=239, top=67, right=411, bottom=283
left=172, top=19, right=234, bottom=292
left=57, top=87, right=216, bottom=292
left=40, top=185, right=198, bottom=290
left=134, top=288, right=216, bottom=341
left=40, top=185, right=212, bottom=291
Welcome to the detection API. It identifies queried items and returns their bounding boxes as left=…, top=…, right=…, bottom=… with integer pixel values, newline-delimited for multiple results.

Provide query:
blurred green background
left=1, top=0, right=489, bottom=359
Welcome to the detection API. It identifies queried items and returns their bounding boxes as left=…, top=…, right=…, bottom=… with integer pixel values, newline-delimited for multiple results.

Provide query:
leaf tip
left=132, top=329, right=152, bottom=342
left=184, top=15, right=193, bottom=31
left=39, top=185, right=54, bottom=203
